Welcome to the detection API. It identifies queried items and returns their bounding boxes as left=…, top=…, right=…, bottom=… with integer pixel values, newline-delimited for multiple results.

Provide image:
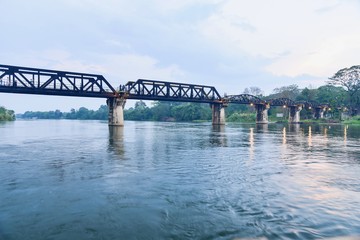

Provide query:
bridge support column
left=255, top=104, right=269, bottom=124
left=211, top=103, right=226, bottom=125
left=314, top=107, right=324, bottom=120
left=107, top=97, right=126, bottom=126
left=289, top=105, right=302, bottom=123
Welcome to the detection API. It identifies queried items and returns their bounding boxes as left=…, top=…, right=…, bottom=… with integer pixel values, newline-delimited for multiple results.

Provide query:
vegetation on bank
left=19, top=105, right=109, bottom=120
left=0, top=106, right=15, bottom=121
left=15, top=84, right=360, bottom=123
left=344, top=116, right=360, bottom=125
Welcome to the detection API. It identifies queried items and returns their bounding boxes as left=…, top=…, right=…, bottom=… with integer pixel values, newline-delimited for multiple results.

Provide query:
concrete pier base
left=255, top=104, right=269, bottom=124
left=314, top=107, right=325, bottom=120
left=107, top=97, right=126, bottom=126
left=289, top=105, right=302, bottom=123
left=211, top=103, right=226, bottom=125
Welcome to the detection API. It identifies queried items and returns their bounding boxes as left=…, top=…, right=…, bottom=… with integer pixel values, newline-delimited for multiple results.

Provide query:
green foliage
left=269, top=84, right=300, bottom=100
left=21, top=105, right=109, bottom=120
left=315, top=85, right=347, bottom=106
left=227, top=112, right=256, bottom=122
left=328, top=65, right=360, bottom=113
left=0, top=106, right=15, bottom=121
left=296, top=87, right=317, bottom=101
left=124, top=101, right=211, bottom=122
left=22, top=109, right=63, bottom=119
left=344, top=116, right=360, bottom=124
left=125, top=100, right=152, bottom=121
left=225, top=104, right=249, bottom=117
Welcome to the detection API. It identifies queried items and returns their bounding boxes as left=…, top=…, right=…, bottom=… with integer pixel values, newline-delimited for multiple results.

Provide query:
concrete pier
left=255, top=104, right=269, bottom=124
left=107, top=97, right=126, bottom=126
left=211, top=103, right=226, bottom=125
left=289, top=105, right=302, bottom=123
left=314, top=107, right=325, bottom=120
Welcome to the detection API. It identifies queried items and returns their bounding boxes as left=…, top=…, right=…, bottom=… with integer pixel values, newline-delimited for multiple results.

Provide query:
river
left=0, top=120, right=359, bottom=240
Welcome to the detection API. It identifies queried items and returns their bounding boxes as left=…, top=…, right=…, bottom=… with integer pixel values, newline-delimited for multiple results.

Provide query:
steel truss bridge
left=0, top=64, right=117, bottom=98
left=122, top=79, right=222, bottom=103
left=0, top=64, right=330, bottom=109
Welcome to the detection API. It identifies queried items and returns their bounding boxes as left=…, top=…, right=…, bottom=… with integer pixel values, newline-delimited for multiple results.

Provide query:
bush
left=227, top=112, right=256, bottom=122
left=0, top=106, right=15, bottom=121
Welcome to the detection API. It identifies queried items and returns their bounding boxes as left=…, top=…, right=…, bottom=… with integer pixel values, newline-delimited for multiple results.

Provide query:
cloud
left=99, top=53, right=186, bottom=84
left=197, top=0, right=360, bottom=78
left=1, top=0, right=359, bottom=112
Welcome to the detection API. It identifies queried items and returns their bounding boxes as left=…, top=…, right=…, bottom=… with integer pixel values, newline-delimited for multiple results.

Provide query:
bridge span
left=0, top=64, right=332, bottom=126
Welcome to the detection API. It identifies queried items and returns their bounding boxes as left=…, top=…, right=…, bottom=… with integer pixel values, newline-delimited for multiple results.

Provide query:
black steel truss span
left=0, top=64, right=117, bottom=98
left=123, top=79, right=222, bottom=103
left=267, top=98, right=296, bottom=107
left=296, top=100, right=318, bottom=109
left=224, top=94, right=264, bottom=104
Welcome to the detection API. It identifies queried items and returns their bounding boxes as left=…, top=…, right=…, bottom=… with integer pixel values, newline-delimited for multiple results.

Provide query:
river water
left=0, top=120, right=359, bottom=240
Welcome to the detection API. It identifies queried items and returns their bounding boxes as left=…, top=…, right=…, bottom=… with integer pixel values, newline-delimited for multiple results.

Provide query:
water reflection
left=108, top=126, right=125, bottom=157
left=308, top=125, right=312, bottom=147
left=344, top=125, right=348, bottom=145
left=288, top=123, right=300, bottom=133
left=256, top=123, right=268, bottom=133
left=210, top=125, right=227, bottom=147
left=249, top=127, right=254, bottom=161
left=282, top=127, right=287, bottom=145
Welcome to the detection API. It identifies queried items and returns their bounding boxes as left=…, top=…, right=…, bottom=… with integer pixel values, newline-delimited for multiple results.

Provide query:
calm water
left=0, top=120, right=359, bottom=240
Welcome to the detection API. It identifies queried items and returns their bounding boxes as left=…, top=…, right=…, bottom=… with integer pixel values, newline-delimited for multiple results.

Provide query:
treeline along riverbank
left=0, top=106, right=15, bottom=121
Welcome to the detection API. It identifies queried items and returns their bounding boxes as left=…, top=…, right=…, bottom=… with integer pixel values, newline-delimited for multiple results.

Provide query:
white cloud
left=2, top=0, right=360, bottom=113
left=197, top=0, right=360, bottom=77
left=99, top=53, right=187, bottom=83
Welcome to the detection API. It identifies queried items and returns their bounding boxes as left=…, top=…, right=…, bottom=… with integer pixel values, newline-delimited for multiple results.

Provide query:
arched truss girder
left=224, top=94, right=265, bottom=104
left=296, top=101, right=331, bottom=109
left=295, top=100, right=317, bottom=109
left=267, top=98, right=296, bottom=107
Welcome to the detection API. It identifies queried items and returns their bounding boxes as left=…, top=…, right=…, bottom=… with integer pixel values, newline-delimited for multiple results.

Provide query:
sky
left=0, top=0, right=359, bottom=113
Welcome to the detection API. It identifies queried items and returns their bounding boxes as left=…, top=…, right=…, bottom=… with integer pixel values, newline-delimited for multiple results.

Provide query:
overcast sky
left=1, top=0, right=359, bottom=113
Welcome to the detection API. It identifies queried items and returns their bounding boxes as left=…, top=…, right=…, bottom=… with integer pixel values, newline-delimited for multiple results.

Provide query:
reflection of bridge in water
left=0, top=64, right=335, bottom=126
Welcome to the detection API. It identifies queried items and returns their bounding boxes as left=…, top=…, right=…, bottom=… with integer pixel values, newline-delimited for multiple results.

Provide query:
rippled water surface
left=0, top=120, right=359, bottom=240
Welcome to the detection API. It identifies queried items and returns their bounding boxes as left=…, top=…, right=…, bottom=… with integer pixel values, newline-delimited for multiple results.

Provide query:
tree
left=316, top=85, right=347, bottom=107
left=271, top=84, right=300, bottom=100
left=328, top=65, right=360, bottom=114
left=243, top=86, right=263, bottom=97
left=296, top=87, right=317, bottom=101
left=0, top=106, right=15, bottom=121
left=135, top=100, right=147, bottom=110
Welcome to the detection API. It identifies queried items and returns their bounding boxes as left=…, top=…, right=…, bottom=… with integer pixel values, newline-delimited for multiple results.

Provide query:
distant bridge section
left=122, top=79, right=222, bottom=103
left=0, top=64, right=117, bottom=98
left=267, top=98, right=297, bottom=107
left=224, top=94, right=265, bottom=105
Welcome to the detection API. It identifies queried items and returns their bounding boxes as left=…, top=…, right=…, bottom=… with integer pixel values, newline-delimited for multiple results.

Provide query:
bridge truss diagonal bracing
left=224, top=94, right=265, bottom=105
left=0, top=64, right=117, bottom=98
left=267, top=98, right=297, bottom=107
left=123, top=79, right=223, bottom=103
